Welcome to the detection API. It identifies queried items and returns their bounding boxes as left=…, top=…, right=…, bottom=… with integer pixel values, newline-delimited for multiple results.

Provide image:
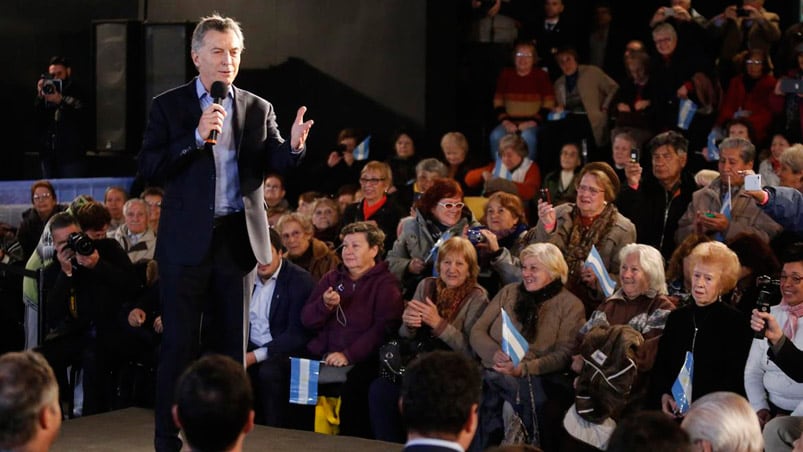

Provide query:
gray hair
left=652, top=22, right=677, bottom=40
left=123, top=198, right=149, bottom=218
left=618, top=244, right=668, bottom=295
left=681, top=392, right=763, bottom=452
left=191, top=14, right=245, bottom=53
left=0, top=351, right=59, bottom=449
left=415, top=158, right=448, bottom=178
left=718, top=137, right=756, bottom=164
left=779, top=144, right=803, bottom=173
left=648, top=130, right=688, bottom=156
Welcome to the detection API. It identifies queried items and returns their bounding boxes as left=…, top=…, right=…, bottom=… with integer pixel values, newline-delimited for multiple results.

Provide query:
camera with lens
left=66, top=232, right=95, bottom=256
left=753, top=275, right=781, bottom=338
left=40, top=75, right=62, bottom=95
left=466, top=227, right=486, bottom=245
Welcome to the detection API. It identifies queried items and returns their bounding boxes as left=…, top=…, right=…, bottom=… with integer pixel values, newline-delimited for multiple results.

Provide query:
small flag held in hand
left=289, top=357, right=320, bottom=405
left=353, top=135, right=371, bottom=161
left=671, top=351, right=694, bottom=416
left=584, top=245, right=617, bottom=297
left=677, top=99, right=697, bottom=130
left=501, top=308, right=529, bottom=366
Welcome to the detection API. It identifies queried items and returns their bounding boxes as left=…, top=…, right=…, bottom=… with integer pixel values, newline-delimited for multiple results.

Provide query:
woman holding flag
left=528, top=161, right=636, bottom=317
left=649, top=242, right=752, bottom=418
left=470, top=243, right=585, bottom=450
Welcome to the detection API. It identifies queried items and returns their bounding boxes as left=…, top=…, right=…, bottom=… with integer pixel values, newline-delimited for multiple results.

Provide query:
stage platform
left=52, top=407, right=397, bottom=451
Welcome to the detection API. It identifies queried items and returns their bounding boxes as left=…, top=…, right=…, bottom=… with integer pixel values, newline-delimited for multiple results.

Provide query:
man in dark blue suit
left=401, top=351, right=481, bottom=452
left=245, top=228, right=314, bottom=427
left=137, top=13, right=313, bottom=452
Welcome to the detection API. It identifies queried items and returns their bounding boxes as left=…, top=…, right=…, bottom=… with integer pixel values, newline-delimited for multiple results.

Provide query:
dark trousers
left=368, top=376, right=405, bottom=443
left=154, top=213, right=255, bottom=452
left=248, top=349, right=292, bottom=427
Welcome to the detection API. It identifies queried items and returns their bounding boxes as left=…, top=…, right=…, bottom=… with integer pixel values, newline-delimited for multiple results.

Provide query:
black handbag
left=379, top=335, right=447, bottom=384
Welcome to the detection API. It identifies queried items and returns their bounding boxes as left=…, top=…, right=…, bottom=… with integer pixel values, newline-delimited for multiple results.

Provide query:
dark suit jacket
left=256, top=259, right=315, bottom=357
left=138, top=78, right=301, bottom=266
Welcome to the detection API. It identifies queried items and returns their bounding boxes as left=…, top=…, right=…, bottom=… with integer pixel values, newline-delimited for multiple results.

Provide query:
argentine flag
left=289, top=357, right=320, bottom=405
left=714, top=180, right=733, bottom=242
left=501, top=308, right=529, bottom=366
left=584, top=245, right=617, bottom=297
left=671, top=351, right=694, bottom=415
left=353, top=135, right=371, bottom=161
left=677, top=98, right=697, bottom=130
left=492, top=159, right=513, bottom=180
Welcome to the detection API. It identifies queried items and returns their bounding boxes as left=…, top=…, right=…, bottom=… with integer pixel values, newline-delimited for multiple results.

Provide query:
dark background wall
left=2, top=0, right=799, bottom=189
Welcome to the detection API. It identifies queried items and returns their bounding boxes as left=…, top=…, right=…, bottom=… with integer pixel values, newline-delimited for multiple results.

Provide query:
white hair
left=681, top=392, right=763, bottom=452
left=618, top=244, right=667, bottom=295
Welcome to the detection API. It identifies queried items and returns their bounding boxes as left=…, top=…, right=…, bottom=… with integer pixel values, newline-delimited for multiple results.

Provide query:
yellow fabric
left=464, top=196, right=489, bottom=220
left=314, top=396, right=341, bottom=435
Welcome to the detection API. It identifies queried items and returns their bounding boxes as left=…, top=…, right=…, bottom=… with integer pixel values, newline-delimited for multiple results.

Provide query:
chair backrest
left=463, top=196, right=488, bottom=221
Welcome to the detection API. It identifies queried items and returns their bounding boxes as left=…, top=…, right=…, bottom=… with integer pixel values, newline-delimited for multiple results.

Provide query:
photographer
left=38, top=204, right=138, bottom=416
left=34, top=56, right=87, bottom=178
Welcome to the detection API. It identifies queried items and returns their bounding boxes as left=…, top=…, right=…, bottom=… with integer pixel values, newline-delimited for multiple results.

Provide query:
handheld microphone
left=205, top=81, right=228, bottom=145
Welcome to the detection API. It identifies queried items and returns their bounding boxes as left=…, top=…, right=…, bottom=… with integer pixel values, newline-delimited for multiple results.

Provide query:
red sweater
left=716, top=73, right=776, bottom=144
left=494, top=68, right=556, bottom=123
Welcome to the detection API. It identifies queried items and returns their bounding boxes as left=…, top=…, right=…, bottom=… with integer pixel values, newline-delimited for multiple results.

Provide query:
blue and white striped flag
left=501, top=308, right=529, bottom=366
left=705, top=129, right=720, bottom=161
left=677, top=99, right=698, bottom=130
left=492, top=159, right=513, bottom=180
left=715, top=178, right=733, bottom=242
left=584, top=245, right=617, bottom=297
left=671, top=351, right=694, bottom=416
left=289, top=357, right=320, bottom=405
left=353, top=135, right=371, bottom=161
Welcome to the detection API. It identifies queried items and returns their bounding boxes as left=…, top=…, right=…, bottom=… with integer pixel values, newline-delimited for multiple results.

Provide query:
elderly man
left=108, top=198, right=157, bottom=264
left=0, top=351, right=62, bottom=452
left=617, top=131, right=696, bottom=258
left=676, top=137, right=782, bottom=243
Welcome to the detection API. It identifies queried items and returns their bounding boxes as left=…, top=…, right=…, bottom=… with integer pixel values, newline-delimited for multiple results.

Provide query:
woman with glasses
left=340, top=161, right=406, bottom=257
left=301, top=221, right=403, bottom=438
left=470, top=243, right=585, bottom=450
left=17, top=180, right=65, bottom=259
left=387, top=178, right=479, bottom=300
left=716, top=48, right=776, bottom=147
left=529, top=161, right=636, bottom=317
left=275, top=212, right=339, bottom=283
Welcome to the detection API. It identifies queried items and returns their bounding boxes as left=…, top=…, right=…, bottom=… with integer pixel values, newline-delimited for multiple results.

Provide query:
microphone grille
left=210, top=81, right=227, bottom=99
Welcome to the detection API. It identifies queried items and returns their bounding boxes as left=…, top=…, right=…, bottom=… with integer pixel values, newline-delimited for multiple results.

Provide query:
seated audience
left=470, top=243, right=585, bottom=450
left=676, top=137, right=782, bottom=244
left=651, top=242, right=752, bottom=415
left=772, top=45, right=803, bottom=143
left=108, top=198, right=157, bottom=264
left=311, top=128, right=367, bottom=197
left=301, top=221, right=403, bottom=438
left=245, top=228, right=314, bottom=427
left=275, top=212, right=339, bottom=283
left=680, top=392, right=763, bottom=452
left=400, top=351, right=481, bottom=452
left=779, top=145, right=803, bottom=192
left=263, top=173, right=289, bottom=210
left=666, top=234, right=713, bottom=302
left=296, top=191, right=322, bottom=218
left=104, top=186, right=128, bottom=231
left=610, top=129, right=639, bottom=184
left=17, top=180, right=66, bottom=259
left=399, top=158, right=449, bottom=211
left=541, top=142, right=581, bottom=207
left=310, top=197, right=341, bottom=248
left=617, top=131, right=696, bottom=259
left=387, top=129, right=420, bottom=197
left=612, top=50, right=656, bottom=146
left=173, top=354, right=254, bottom=452
left=744, top=244, right=803, bottom=428
left=388, top=178, right=477, bottom=299
left=465, top=134, right=541, bottom=203
left=341, top=161, right=406, bottom=257
left=440, top=131, right=477, bottom=196
left=140, top=186, right=164, bottom=235
left=528, top=161, right=636, bottom=316
left=745, top=185, right=803, bottom=238
left=606, top=410, right=691, bottom=452
left=474, top=191, right=529, bottom=290
left=758, top=133, right=790, bottom=188
left=0, top=351, right=62, bottom=452
left=725, top=232, right=781, bottom=317
left=335, top=184, right=359, bottom=215
left=370, top=237, right=488, bottom=442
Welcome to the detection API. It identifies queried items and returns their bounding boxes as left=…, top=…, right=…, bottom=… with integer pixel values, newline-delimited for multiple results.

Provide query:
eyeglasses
left=359, top=177, right=386, bottom=185
left=745, top=59, right=762, bottom=65
left=438, top=202, right=465, bottom=210
left=653, top=37, right=673, bottom=45
left=146, top=201, right=161, bottom=208
left=577, top=185, right=603, bottom=195
left=515, top=52, right=534, bottom=58
left=33, top=193, right=52, bottom=201
left=264, top=185, right=282, bottom=191
left=780, top=274, right=803, bottom=285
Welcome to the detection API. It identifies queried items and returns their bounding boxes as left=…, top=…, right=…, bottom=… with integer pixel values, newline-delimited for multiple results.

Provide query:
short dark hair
left=607, top=411, right=691, bottom=452
left=49, top=56, right=71, bottom=68
left=140, top=186, right=164, bottom=199
left=75, top=202, right=111, bottom=231
left=0, top=351, right=59, bottom=449
left=648, top=130, right=689, bottom=156
left=782, top=242, right=803, bottom=264
left=175, top=355, right=253, bottom=452
left=30, top=180, right=56, bottom=203
left=269, top=227, right=286, bottom=254
left=401, top=351, right=480, bottom=438
left=340, top=221, right=386, bottom=256
left=49, top=211, right=79, bottom=232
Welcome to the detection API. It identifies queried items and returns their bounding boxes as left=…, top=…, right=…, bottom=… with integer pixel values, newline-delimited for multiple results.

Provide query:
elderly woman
left=369, top=236, right=489, bottom=442
left=470, top=243, right=585, bottom=450
left=541, top=142, right=581, bottom=207
left=310, top=197, right=340, bottom=248
left=758, top=133, right=790, bottom=187
left=17, top=180, right=66, bottom=258
left=341, top=161, right=406, bottom=257
left=301, top=221, right=403, bottom=438
left=387, top=178, right=478, bottom=299
left=745, top=244, right=803, bottom=429
left=779, top=144, right=803, bottom=192
left=465, top=133, right=541, bottom=202
left=276, top=212, right=339, bottom=283
left=397, top=158, right=448, bottom=211
left=474, top=191, right=529, bottom=289
left=650, top=242, right=753, bottom=417
left=577, top=244, right=675, bottom=372
left=440, top=131, right=477, bottom=195
left=530, top=161, right=636, bottom=316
